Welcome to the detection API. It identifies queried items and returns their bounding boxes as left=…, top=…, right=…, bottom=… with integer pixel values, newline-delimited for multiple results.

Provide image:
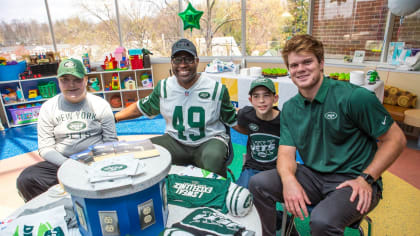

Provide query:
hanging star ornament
left=178, top=2, right=203, bottom=31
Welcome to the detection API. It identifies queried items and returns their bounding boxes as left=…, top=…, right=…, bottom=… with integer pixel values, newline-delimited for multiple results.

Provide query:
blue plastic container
left=0, top=61, right=27, bottom=81
left=58, top=145, right=171, bottom=236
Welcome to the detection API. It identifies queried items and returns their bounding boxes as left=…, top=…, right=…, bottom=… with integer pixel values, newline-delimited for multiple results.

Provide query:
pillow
left=384, top=85, right=417, bottom=108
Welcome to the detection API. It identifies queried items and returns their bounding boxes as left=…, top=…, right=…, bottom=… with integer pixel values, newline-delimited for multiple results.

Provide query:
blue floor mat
left=116, top=115, right=166, bottom=136
left=0, top=116, right=166, bottom=161
left=0, top=115, right=248, bottom=161
left=0, top=123, right=39, bottom=160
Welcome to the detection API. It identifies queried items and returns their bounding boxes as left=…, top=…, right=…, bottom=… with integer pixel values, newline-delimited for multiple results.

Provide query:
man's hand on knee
left=336, top=177, right=373, bottom=214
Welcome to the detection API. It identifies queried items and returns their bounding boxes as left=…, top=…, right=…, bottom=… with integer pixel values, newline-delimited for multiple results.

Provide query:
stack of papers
left=87, top=154, right=146, bottom=191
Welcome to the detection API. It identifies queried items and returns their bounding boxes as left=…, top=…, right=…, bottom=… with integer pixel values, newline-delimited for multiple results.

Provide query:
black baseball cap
left=171, top=38, right=197, bottom=57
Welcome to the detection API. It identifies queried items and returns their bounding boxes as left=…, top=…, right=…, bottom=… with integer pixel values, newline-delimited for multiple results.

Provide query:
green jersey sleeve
left=347, top=88, right=393, bottom=139
left=138, top=80, right=162, bottom=117
left=219, top=85, right=237, bottom=126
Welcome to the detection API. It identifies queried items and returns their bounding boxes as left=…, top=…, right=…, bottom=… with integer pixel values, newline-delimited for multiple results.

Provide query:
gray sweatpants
left=248, top=165, right=382, bottom=236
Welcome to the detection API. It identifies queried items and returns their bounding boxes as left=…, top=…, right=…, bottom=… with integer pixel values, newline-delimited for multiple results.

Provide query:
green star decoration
left=178, top=2, right=203, bottom=31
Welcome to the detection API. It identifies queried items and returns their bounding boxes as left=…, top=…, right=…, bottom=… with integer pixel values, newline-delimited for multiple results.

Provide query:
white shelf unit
left=86, top=67, right=154, bottom=111
left=0, top=75, right=58, bottom=128
left=0, top=67, right=154, bottom=128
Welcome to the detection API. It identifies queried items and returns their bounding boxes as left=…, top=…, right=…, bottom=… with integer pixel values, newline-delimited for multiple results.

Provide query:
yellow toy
left=28, top=89, right=38, bottom=99
left=111, top=73, right=120, bottom=90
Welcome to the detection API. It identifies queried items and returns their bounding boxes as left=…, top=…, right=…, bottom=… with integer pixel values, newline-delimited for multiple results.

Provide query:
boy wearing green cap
left=234, top=78, right=299, bottom=234
left=235, top=77, right=280, bottom=188
left=17, top=58, right=118, bottom=201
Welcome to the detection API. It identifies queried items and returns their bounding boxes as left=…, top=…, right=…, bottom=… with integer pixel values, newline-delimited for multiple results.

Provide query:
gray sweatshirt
left=37, top=93, right=118, bottom=165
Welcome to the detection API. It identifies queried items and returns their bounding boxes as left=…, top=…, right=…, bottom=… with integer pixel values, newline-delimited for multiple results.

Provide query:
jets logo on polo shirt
left=324, top=112, right=338, bottom=120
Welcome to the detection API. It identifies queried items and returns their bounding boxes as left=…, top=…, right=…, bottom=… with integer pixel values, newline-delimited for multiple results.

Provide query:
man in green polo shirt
left=248, top=34, right=407, bottom=236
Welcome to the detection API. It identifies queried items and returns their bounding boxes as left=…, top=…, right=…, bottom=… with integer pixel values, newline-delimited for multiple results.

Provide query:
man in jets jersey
left=115, top=39, right=237, bottom=176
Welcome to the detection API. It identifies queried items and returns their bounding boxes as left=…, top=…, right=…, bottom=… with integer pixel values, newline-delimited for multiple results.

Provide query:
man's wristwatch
left=360, top=173, right=375, bottom=185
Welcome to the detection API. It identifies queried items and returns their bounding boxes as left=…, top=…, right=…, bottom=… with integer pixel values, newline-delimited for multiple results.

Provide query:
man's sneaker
left=276, top=210, right=300, bottom=236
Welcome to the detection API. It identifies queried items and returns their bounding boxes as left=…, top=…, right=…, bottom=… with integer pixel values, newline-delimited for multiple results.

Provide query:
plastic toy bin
left=8, top=106, right=41, bottom=125
left=0, top=61, right=27, bottom=81
left=38, top=81, right=57, bottom=98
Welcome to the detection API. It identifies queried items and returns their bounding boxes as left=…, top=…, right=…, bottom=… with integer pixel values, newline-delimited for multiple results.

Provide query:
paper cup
left=250, top=67, right=262, bottom=77
left=240, top=68, right=250, bottom=76
left=350, top=71, right=365, bottom=85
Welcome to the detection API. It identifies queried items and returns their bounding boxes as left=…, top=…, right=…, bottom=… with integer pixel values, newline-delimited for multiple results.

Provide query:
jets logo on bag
left=226, top=183, right=253, bottom=217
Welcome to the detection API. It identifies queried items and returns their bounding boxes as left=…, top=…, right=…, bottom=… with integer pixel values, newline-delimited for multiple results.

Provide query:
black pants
left=248, top=165, right=382, bottom=236
left=16, top=161, right=59, bottom=202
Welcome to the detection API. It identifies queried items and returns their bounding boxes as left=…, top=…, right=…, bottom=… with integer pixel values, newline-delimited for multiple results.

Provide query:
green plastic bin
left=38, top=81, right=57, bottom=98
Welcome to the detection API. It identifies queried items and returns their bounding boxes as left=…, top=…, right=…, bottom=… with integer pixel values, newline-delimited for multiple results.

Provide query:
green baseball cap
left=57, top=58, right=86, bottom=79
left=249, top=77, right=276, bottom=95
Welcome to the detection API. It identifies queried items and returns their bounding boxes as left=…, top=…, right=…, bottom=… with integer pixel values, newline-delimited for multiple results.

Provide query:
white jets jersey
left=138, top=74, right=237, bottom=146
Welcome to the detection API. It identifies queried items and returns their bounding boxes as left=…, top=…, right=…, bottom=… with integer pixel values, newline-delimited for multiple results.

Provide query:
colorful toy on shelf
left=114, top=47, right=128, bottom=69
left=28, top=89, right=37, bottom=99
left=140, top=73, right=152, bottom=87
left=124, top=76, right=136, bottom=90
left=27, top=89, right=42, bottom=101
left=120, top=56, right=128, bottom=69
left=82, top=53, right=91, bottom=73
left=111, top=53, right=117, bottom=70
left=111, top=73, right=120, bottom=90
left=104, top=56, right=110, bottom=70
left=110, top=95, right=122, bottom=108
left=88, top=77, right=101, bottom=92
left=128, top=49, right=143, bottom=69
left=16, top=86, right=24, bottom=102
left=104, top=54, right=118, bottom=70
left=1, top=87, right=17, bottom=104
left=109, top=54, right=114, bottom=70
